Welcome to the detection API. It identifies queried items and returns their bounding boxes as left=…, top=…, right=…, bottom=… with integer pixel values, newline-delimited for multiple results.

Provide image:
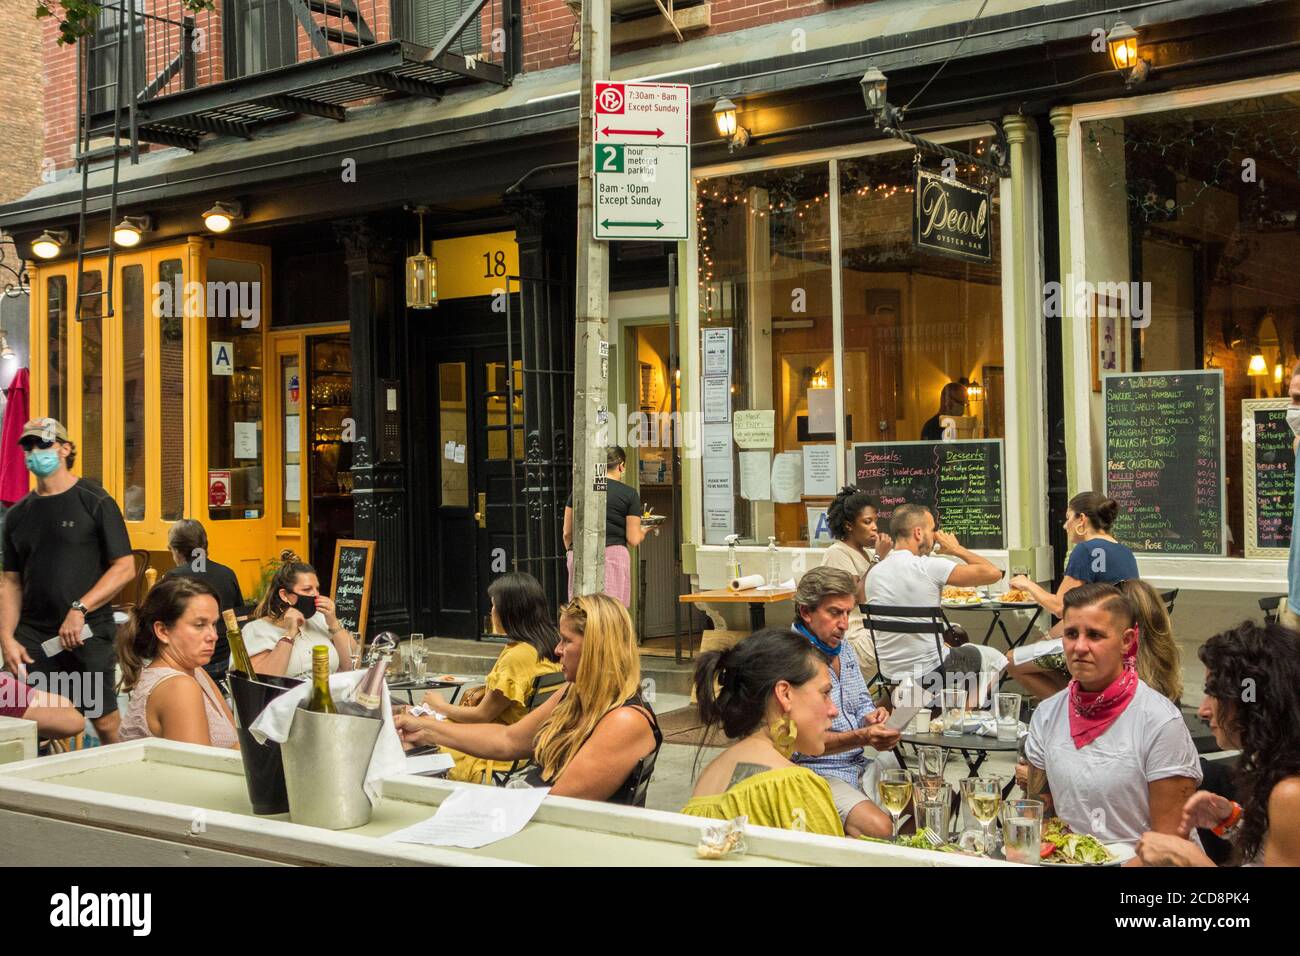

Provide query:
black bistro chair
left=490, top=671, right=569, bottom=786
left=1259, top=594, right=1284, bottom=626
left=859, top=603, right=950, bottom=696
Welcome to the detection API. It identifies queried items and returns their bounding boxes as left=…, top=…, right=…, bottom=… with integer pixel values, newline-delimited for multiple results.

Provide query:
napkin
left=728, top=574, right=766, bottom=592
left=248, top=670, right=407, bottom=805
left=963, top=714, right=1028, bottom=738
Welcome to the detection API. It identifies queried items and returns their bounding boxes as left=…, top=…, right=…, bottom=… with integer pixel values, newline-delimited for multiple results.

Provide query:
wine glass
left=960, top=776, right=1002, bottom=857
left=409, top=633, right=427, bottom=682
left=878, top=769, right=913, bottom=842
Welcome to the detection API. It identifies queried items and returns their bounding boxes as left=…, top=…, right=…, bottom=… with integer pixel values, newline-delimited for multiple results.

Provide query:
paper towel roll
left=728, top=574, right=766, bottom=592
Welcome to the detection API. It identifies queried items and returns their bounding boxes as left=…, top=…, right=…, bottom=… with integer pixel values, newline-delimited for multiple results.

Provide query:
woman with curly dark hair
left=819, top=486, right=892, bottom=667
left=1136, top=621, right=1300, bottom=866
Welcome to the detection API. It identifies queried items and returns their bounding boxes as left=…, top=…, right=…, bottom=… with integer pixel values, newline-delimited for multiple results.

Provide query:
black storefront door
left=431, top=347, right=524, bottom=637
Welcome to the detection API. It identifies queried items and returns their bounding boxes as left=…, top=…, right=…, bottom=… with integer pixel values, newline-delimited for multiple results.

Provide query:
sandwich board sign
left=593, top=82, right=690, bottom=241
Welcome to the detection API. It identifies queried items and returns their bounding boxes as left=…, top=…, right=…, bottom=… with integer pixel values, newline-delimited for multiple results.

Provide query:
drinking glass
left=941, top=688, right=966, bottom=738
left=915, top=782, right=953, bottom=845
left=348, top=636, right=362, bottom=673
left=996, top=692, right=1022, bottom=741
left=914, top=745, right=947, bottom=803
left=1000, top=799, right=1045, bottom=865
left=409, top=633, right=427, bottom=682
left=877, top=769, right=913, bottom=841
left=960, top=776, right=1002, bottom=857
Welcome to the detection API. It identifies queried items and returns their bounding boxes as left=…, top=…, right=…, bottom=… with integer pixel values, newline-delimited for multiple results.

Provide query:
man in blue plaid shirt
left=790, top=566, right=902, bottom=838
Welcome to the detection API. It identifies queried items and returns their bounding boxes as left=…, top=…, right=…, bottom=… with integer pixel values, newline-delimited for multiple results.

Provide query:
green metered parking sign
left=592, top=81, right=690, bottom=241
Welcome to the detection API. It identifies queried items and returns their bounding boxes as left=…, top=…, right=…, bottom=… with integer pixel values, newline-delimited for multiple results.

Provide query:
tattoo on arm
left=729, top=762, right=773, bottom=789
left=1026, top=765, right=1053, bottom=814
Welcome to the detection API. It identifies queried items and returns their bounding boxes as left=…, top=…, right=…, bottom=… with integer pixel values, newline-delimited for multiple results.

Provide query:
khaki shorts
left=824, top=775, right=875, bottom=824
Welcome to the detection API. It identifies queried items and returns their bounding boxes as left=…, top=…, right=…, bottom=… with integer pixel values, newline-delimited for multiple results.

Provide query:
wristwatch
left=69, top=600, right=88, bottom=615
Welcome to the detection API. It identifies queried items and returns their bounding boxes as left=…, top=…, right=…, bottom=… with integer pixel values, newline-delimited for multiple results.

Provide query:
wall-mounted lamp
left=112, top=215, right=153, bottom=248
left=966, top=380, right=984, bottom=402
left=712, top=97, right=750, bottom=152
left=31, top=228, right=70, bottom=260
left=1107, top=20, right=1150, bottom=88
left=1247, top=352, right=1268, bottom=376
left=859, top=65, right=1010, bottom=177
left=203, top=201, right=244, bottom=233
left=405, top=206, right=438, bottom=309
left=1274, top=363, right=1284, bottom=385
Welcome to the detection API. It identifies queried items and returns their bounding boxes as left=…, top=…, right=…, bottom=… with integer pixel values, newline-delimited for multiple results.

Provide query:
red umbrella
left=0, top=369, right=31, bottom=505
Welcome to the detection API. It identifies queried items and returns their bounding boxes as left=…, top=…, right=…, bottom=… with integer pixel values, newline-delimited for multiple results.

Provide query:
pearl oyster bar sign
left=593, top=81, right=690, bottom=241
left=913, top=168, right=993, bottom=262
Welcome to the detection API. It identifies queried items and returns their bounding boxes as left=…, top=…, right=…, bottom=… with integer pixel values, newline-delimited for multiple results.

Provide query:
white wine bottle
left=223, top=609, right=256, bottom=678
left=305, top=645, right=337, bottom=714
left=338, top=653, right=391, bottom=719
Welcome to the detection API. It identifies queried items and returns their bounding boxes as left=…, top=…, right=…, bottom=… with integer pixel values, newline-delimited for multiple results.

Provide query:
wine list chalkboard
left=330, top=539, right=375, bottom=639
left=1243, top=398, right=1295, bottom=558
left=1104, top=370, right=1224, bottom=556
left=852, top=439, right=1006, bottom=550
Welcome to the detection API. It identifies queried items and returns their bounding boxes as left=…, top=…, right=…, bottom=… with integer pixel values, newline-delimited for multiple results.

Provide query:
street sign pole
left=572, top=0, right=611, bottom=598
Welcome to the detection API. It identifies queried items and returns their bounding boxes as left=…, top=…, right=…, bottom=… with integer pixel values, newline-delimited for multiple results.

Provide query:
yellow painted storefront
left=28, top=237, right=344, bottom=599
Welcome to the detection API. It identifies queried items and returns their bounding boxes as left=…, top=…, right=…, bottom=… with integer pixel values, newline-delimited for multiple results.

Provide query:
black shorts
left=15, top=622, right=118, bottom=717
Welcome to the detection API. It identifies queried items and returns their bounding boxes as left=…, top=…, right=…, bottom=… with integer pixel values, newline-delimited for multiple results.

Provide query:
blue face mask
left=25, top=449, right=60, bottom=477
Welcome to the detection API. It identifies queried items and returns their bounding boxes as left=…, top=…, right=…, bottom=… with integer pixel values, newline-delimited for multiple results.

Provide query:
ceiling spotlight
left=113, top=215, right=153, bottom=248
left=31, top=228, right=70, bottom=260
left=202, top=201, right=243, bottom=233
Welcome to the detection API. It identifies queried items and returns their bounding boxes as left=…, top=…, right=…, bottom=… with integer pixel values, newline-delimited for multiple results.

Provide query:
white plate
left=1040, top=841, right=1134, bottom=867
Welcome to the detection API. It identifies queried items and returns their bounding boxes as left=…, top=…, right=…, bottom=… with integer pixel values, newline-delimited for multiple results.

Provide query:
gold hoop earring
left=768, top=714, right=798, bottom=758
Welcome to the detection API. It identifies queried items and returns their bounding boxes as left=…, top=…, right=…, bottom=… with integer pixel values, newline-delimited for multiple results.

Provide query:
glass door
left=307, top=333, right=354, bottom=588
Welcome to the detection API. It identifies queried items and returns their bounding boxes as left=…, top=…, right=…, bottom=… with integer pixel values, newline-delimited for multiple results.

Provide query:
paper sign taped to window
left=733, top=410, right=774, bottom=449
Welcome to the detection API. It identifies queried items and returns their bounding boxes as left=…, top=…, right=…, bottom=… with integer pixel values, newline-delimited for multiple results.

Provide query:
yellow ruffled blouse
left=681, top=766, right=845, bottom=837
left=446, top=641, right=562, bottom=784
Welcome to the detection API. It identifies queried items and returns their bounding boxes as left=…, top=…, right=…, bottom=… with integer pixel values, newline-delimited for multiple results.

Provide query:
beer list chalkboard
left=1243, top=399, right=1294, bottom=557
left=853, top=440, right=1006, bottom=550
left=1104, top=371, right=1224, bottom=555
left=330, top=539, right=375, bottom=639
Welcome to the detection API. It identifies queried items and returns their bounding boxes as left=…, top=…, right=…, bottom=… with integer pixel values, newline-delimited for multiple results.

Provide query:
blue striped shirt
left=792, top=631, right=877, bottom=788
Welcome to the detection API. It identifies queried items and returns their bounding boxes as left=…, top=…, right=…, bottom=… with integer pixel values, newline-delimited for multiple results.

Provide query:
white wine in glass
left=961, top=776, right=1002, bottom=857
left=878, top=770, right=913, bottom=841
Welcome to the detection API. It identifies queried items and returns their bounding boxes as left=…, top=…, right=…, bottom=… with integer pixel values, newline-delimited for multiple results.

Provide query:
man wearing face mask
left=1283, top=364, right=1300, bottom=631
left=0, top=418, right=136, bottom=744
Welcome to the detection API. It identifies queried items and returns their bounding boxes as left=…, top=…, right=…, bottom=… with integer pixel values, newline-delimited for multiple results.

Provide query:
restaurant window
left=439, top=362, right=469, bottom=507
left=47, top=275, right=68, bottom=427
left=281, top=354, right=301, bottom=528
left=122, top=264, right=146, bottom=521
left=696, top=140, right=1004, bottom=546
left=1081, top=93, right=1300, bottom=558
left=159, top=259, right=185, bottom=520
left=79, top=271, right=104, bottom=482
left=206, top=259, right=264, bottom=520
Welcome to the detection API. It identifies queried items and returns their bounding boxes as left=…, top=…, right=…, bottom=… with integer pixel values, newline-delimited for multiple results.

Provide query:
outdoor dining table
left=386, top=676, right=469, bottom=706
left=943, top=601, right=1045, bottom=653
left=679, top=587, right=797, bottom=632
left=897, top=730, right=1021, bottom=803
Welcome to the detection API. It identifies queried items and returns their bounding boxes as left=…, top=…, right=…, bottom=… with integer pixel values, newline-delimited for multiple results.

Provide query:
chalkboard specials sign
left=1243, top=398, right=1295, bottom=558
left=331, top=539, right=376, bottom=639
left=1103, top=370, right=1224, bottom=556
left=913, top=169, right=993, bottom=263
left=853, top=439, right=1006, bottom=550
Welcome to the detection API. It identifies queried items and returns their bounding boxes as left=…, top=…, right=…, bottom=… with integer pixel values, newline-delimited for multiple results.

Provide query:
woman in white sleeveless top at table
left=818, top=486, right=892, bottom=671
left=117, top=576, right=238, bottom=749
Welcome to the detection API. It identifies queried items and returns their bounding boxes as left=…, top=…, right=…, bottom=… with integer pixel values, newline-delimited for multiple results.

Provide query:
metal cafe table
left=943, top=600, right=1045, bottom=653
left=386, top=676, right=470, bottom=706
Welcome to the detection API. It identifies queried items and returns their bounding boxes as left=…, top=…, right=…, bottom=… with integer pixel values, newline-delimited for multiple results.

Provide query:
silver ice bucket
left=280, top=707, right=382, bottom=830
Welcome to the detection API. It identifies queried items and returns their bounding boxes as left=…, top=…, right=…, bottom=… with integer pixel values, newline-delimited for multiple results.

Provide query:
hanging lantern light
left=405, top=206, right=438, bottom=309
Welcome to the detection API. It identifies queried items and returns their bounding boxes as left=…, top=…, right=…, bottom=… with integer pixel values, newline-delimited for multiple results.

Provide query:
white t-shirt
left=242, top=615, right=339, bottom=680
left=862, top=549, right=955, bottom=679
left=1023, top=681, right=1202, bottom=845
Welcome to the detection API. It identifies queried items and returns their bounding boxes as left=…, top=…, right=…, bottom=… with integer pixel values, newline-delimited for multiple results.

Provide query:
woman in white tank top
left=117, top=576, right=238, bottom=749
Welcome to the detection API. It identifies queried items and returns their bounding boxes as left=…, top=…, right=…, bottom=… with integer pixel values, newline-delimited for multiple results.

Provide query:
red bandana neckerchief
left=1066, top=625, right=1140, bottom=749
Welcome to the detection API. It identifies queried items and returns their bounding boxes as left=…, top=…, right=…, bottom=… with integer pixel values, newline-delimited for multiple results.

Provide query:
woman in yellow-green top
left=419, top=572, right=562, bottom=784
left=682, top=628, right=844, bottom=837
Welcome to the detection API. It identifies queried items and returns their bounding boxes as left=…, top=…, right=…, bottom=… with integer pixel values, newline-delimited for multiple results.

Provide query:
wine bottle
left=305, top=645, right=337, bottom=714
left=338, top=652, right=391, bottom=719
left=223, top=608, right=256, bottom=678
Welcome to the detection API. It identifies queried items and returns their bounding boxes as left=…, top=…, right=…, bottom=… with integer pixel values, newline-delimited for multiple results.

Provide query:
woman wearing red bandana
left=1022, top=583, right=1201, bottom=855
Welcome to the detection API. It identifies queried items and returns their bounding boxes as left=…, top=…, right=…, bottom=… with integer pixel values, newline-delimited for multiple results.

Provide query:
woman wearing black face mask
left=242, top=550, right=356, bottom=680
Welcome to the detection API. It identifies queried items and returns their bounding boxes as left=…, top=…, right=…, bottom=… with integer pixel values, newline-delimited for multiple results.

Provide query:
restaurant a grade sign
left=593, top=81, right=690, bottom=241
left=913, top=168, right=993, bottom=262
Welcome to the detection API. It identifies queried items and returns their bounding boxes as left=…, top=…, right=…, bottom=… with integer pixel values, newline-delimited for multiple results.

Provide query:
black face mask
left=287, top=593, right=317, bottom=618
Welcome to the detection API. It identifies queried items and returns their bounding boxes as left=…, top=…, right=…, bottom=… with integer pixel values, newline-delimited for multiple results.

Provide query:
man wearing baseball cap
left=0, top=417, right=135, bottom=743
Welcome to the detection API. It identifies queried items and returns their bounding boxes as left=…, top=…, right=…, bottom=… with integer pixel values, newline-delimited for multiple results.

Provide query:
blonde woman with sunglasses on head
left=394, top=593, right=662, bottom=805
